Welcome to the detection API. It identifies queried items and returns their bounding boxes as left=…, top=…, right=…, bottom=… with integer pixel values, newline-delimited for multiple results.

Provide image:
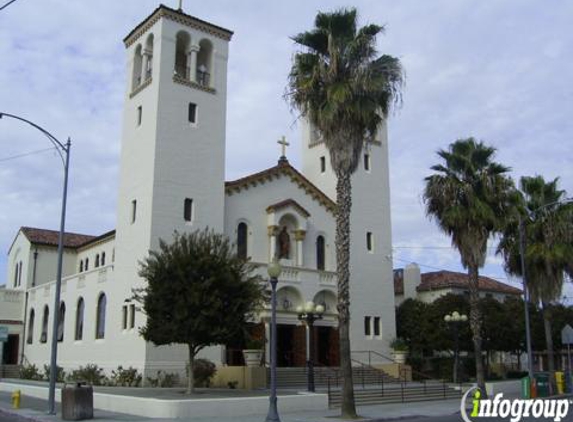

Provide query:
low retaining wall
left=0, top=381, right=328, bottom=418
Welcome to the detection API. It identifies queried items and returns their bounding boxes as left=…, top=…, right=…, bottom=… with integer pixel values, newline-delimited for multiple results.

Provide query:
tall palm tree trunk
left=335, top=169, right=357, bottom=418
left=468, top=264, right=486, bottom=392
left=541, top=304, right=556, bottom=374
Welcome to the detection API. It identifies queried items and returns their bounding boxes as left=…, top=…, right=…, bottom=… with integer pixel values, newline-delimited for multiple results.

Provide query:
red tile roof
left=225, top=158, right=337, bottom=215
left=417, top=270, right=522, bottom=296
left=20, top=227, right=96, bottom=249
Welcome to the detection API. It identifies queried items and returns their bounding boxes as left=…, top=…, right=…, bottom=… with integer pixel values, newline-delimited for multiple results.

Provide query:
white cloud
left=0, top=0, right=571, bottom=287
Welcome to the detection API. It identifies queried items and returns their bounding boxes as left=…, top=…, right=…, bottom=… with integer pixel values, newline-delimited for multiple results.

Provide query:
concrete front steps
left=328, top=383, right=463, bottom=408
left=0, top=365, right=20, bottom=379
left=272, top=366, right=399, bottom=389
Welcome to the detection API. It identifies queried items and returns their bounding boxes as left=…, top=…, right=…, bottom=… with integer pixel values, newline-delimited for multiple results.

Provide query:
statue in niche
left=278, top=226, right=290, bottom=259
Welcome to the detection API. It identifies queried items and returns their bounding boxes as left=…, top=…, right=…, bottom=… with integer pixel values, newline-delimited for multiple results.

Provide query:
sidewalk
left=0, top=390, right=464, bottom=422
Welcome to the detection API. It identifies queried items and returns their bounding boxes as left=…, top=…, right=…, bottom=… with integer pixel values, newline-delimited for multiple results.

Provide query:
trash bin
left=521, top=376, right=531, bottom=399
left=534, top=373, right=550, bottom=397
left=555, top=372, right=565, bottom=394
left=61, top=382, right=93, bottom=421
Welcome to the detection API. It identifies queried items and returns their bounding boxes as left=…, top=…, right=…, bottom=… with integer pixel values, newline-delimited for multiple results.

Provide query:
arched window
left=174, top=31, right=191, bottom=78
left=57, top=302, right=66, bottom=342
left=41, top=305, right=49, bottom=343
left=101, top=252, right=106, bottom=266
left=144, top=33, right=154, bottom=80
left=79, top=260, right=84, bottom=273
left=132, top=44, right=143, bottom=90
left=196, top=39, right=213, bottom=87
left=95, top=254, right=100, bottom=268
left=27, top=309, right=35, bottom=344
left=75, top=297, right=84, bottom=341
left=316, top=236, right=325, bottom=271
left=96, top=293, right=106, bottom=339
left=237, top=222, right=248, bottom=259
left=13, top=263, right=18, bottom=287
left=85, top=258, right=89, bottom=271
left=18, top=261, right=22, bottom=286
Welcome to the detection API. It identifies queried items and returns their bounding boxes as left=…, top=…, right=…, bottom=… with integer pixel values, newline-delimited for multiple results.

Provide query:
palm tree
left=424, top=138, right=514, bottom=392
left=286, top=8, right=403, bottom=417
left=498, top=176, right=573, bottom=375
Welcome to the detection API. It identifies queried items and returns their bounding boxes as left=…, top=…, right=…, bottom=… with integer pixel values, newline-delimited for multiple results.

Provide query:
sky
left=0, top=0, right=572, bottom=295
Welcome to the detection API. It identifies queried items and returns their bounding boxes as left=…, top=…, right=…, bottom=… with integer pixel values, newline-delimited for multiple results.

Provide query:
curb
left=0, top=406, right=53, bottom=422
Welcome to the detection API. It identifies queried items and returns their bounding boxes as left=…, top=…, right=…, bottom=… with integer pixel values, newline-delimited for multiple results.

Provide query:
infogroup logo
left=460, top=387, right=570, bottom=422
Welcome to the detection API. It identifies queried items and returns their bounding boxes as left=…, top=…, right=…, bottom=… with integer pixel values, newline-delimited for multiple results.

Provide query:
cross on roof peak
left=277, top=136, right=289, bottom=159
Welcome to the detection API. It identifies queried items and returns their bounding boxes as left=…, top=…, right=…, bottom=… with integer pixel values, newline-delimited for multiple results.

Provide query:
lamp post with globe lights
left=296, top=301, right=325, bottom=392
left=444, top=311, right=467, bottom=384
left=265, top=260, right=282, bottom=422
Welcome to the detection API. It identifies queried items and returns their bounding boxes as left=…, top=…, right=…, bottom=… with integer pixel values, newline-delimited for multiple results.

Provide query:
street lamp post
left=265, top=260, right=282, bottom=422
left=0, top=112, right=71, bottom=415
left=444, top=311, right=467, bottom=384
left=296, top=301, right=324, bottom=392
left=518, top=197, right=573, bottom=379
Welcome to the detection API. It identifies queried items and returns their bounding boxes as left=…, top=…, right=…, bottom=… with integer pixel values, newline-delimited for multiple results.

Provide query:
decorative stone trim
left=124, top=5, right=233, bottom=48
left=129, top=78, right=152, bottom=99
left=225, top=159, right=337, bottom=215
left=173, top=75, right=216, bottom=94
left=267, top=225, right=279, bottom=237
left=294, top=229, right=307, bottom=241
left=266, top=199, right=311, bottom=219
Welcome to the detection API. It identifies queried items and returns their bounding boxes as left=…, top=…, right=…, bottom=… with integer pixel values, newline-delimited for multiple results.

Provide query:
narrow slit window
left=122, top=305, right=128, bottom=330
left=366, top=232, right=373, bottom=252
left=184, top=198, right=193, bottom=222
left=364, top=316, right=371, bottom=336
left=320, top=156, right=326, bottom=173
left=131, top=200, right=137, bottom=223
left=374, top=317, right=381, bottom=336
left=364, top=153, right=371, bottom=171
left=137, top=106, right=142, bottom=126
left=188, top=103, right=197, bottom=124
left=129, top=304, right=136, bottom=329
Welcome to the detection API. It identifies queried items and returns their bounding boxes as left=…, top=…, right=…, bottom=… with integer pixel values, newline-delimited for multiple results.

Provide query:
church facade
left=1, top=5, right=396, bottom=378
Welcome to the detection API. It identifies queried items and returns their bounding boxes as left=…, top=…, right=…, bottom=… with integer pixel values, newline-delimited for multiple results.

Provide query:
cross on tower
left=278, top=136, right=289, bottom=159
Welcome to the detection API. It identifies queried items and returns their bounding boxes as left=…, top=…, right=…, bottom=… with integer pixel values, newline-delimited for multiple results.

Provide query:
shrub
left=110, top=366, right=142, bottom=387
left=43, top=365, right=66, bottom=383
left=20, top=364, right=42, bottom=380
left=146, top=370, right=180, bottom=388
left=189, top=359, right=216, bottom=388
left=390, top=337, right=409, bottom=352
left=68, top=364, right=105, bottom=386
left=227, top=380, right=238, bottom=389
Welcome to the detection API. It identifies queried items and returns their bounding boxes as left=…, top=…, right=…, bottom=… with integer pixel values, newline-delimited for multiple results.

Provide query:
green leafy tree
left=287, top=9, right=403, bottom=417
left=424, top=138, right=514, bottom=392
left=136, top=229, right=265, bottom=394
left=396, top=299, right=432, bottom=356
left=498, top=176, right=573, bottom=373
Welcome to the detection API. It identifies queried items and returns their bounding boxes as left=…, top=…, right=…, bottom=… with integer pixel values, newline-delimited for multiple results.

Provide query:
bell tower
left=111, top=5, right=233, bottom=377
left=116, top=5, right=232, bottom=262
left=301, top=119, right=397, bottom=363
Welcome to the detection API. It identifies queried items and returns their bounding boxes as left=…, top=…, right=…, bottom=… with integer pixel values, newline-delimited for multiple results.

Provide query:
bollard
left=11, top=390, right=21, bottom=409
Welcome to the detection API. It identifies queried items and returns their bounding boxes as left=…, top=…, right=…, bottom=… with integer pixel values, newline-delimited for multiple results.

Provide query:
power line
left=0, top=147, right=56, bottom=163
left=0, top=0, right=18, bottom=11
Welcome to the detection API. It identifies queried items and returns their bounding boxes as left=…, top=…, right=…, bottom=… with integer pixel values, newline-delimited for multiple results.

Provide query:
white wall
left=300, top=118, right=397, bottom=363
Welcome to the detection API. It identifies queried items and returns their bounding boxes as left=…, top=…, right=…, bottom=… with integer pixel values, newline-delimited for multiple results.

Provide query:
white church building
left=1, top=4, right=396, bottom=378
